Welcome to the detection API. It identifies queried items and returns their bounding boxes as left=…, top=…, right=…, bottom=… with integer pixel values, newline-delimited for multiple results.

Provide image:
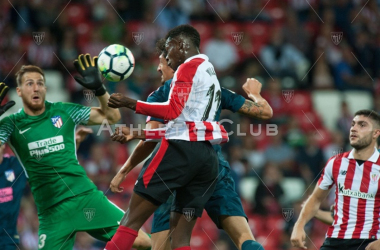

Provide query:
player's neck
left=352, top=145, right=376, bottom=161
left=23, top=104, right=46, bottom=116
left=184, top=50, right=199, bottom=61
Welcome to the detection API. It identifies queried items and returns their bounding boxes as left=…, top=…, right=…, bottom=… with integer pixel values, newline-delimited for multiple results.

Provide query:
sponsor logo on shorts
left=338, top=182, right=375, bottom=200
left=83, top=208, right=96, bottom=222
left=183, top=208, right=195, bottom=222
left=28, top=135, right=65, bottom=159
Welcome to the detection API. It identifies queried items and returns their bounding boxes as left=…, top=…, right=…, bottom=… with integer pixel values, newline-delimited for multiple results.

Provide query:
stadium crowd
left=0, top=0, right=379, bottom=249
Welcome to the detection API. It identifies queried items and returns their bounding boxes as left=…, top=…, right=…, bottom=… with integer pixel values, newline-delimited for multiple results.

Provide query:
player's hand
left=111, top=126, right=145, bottom=143
left=73, top=54, right=106, bottom=96
left=75, top=127, right=93, bottom=144
left=0, top=82, right=15, bottom=116
left=365, top=239, right=380, bottom=250
left=110, top=172, right=126, bottom=193
left=242, top=78, right=262, bottom=97
left=108, top=93, right=137, bottom=110
left=290, top=225, right=307, bottom=249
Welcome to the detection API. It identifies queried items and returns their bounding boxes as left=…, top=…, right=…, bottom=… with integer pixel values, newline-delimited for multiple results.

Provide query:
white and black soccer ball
left=97, top=44, right=135, bottom=82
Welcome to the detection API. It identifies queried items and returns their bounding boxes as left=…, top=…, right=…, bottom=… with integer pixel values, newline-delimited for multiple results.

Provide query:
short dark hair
left=354, top=109, right=380, bottom=128
left=155, top=38, right=166, bottom=55
left=165, top=24, right=200, bottom=49
left=15, top=65, right=45, bottom=86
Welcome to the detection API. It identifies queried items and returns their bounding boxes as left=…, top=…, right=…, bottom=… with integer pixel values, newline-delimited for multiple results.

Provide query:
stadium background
left=1, top=0, right=379, bottom=249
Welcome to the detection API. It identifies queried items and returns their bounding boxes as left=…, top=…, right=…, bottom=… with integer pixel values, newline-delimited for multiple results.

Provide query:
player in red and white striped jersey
left=104, top=25, right=224, bottom=250
left=291, top=110, right=380, bottom=250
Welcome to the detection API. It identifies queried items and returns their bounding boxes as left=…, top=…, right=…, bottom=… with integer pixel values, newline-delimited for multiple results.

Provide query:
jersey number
left=202, top=84, right=221, bottom=121
left=39, top=234, right=46, bottom=249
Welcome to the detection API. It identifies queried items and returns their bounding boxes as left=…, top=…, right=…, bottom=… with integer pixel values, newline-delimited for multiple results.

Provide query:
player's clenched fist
left=290, top=225, right=307, bottom=249
left=242, top=78, right=262, bottom=97
left=111, top=126, right=145, bottom=143
left=110, top=172, right=126, bottom=193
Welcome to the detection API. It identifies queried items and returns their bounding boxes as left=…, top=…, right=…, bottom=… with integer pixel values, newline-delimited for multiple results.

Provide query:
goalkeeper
left=0, top=54, right=151, bottom=250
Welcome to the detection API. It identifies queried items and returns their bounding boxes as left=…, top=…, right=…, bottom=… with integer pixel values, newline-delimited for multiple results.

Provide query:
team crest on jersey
left=83, top=208, right=96, bottom=222
left=282, top=208, right=294, bottom=222
left=371, top=173, right=380, bottom=183
left=51, top=116, right=63, bottom=128
left=183, top=208, right=195, bottom=222
left=5, top=170, right=15, bottom=182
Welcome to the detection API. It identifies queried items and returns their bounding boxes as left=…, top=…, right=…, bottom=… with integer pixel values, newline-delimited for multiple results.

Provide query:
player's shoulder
left=326, top=151, right=351, bottom=165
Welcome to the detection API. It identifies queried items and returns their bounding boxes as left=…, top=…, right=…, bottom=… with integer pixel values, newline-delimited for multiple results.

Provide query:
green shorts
left=37, top=190, right=124, bottom=249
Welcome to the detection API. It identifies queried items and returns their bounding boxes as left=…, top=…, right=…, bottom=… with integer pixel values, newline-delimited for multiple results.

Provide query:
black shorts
left=134, top=139, right=218, bottom=218
left=320, top=238, right=376, bottom=250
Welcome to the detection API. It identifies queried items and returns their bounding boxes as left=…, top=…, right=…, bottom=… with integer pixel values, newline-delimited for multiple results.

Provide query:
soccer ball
left=97, top=44, right=135, bottom=82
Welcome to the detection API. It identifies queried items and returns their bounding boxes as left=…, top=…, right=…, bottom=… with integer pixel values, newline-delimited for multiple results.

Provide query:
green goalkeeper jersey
left=0, top=101, right=97, bottom=213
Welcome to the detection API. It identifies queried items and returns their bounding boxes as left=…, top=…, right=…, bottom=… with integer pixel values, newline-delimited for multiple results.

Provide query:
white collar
left=347, top=147, right=380, bottom=163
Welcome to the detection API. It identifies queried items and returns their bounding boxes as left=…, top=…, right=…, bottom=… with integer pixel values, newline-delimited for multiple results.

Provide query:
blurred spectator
left=206, top=0, right=239, bottom=21
left=311, top=46, right=334, bottom=89
left=253, top=162, right=284, bottom=216
left=58, top=29, right=78, bottom=68
left=203, top=27, right=238, bottom=76
left=237, top=0, right=271, bottom=21
left=100, top=12, right=125, bottom=44
left=79, top=29, right=107, bottom=56
left=243, top=136, right=266, bottom=172
left=27, top=29, right=57, bottom=68
left=336, top=101, right=353, bottom=140
left=156, top=0, right=189, bottom=31
left=296, top=132, right=325, bottom=183
left=264, top=130, right=295, bottom=175
left=323, top=131, right=346, bottom=162
left=260, top=26, right=310, bottom=83
left=261, top=78, right=289, bottom=124
left=285, top=116, right=306, bottom=148
left=333, top=43, right=373, bottom=91
left=283, top=9, right=310, bottom=55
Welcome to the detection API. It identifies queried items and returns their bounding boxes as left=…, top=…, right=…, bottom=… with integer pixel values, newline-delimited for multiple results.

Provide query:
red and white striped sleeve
left=135, top=58, right=205, bottom=121
left=318, top=157, right=336, bottom=190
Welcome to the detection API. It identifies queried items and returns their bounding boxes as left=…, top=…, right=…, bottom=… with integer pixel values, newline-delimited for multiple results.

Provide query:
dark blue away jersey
left=146, top=79, right=245, bottom=169
left=0, top=156, right=27, bottom=245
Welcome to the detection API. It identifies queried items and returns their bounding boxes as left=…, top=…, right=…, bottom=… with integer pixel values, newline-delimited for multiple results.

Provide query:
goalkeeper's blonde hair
left=15, top=65, right=45, bottom=86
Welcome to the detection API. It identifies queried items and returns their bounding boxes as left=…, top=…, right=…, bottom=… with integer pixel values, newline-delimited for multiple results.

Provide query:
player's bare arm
left=73, top=54, right=121, bottom=125
left=75, top=127, right=93, bottom=150
left=110, top=121, right=162, bottom=193
left=108, top=93, right=137, bottom=110
left=238, top=78, right=273, bottom=120
left=291, top=185, right=330, bottom=249
left=301, top=200, right=334, bottom=226
left=314, top=209, right=334, bottom=225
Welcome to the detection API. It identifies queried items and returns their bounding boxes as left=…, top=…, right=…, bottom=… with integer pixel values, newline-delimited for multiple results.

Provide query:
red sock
left=173, top=247, right=191, bottom=250
left=104, top=225, right=138, bottom=250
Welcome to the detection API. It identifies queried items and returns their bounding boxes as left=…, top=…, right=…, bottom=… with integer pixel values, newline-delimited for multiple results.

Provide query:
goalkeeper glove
left=73, top=54, right=106, bottom=96
left=0, top=82, right=15, bottom=117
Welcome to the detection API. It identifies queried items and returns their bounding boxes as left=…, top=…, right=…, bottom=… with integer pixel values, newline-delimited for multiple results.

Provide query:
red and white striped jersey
left=318, top=149, right=380, bottom=239
left=136, top=54, right=228, bottom=144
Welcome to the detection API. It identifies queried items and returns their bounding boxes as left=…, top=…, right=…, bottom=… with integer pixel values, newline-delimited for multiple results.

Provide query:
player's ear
left=16, top=87, right=21, bottom=97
